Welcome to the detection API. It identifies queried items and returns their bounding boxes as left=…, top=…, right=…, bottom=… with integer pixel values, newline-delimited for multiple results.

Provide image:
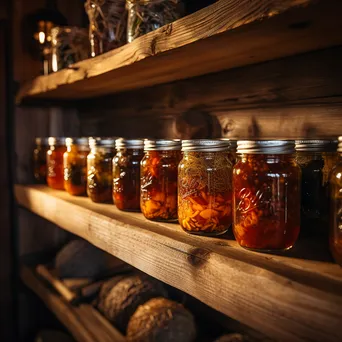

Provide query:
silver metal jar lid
left=182, top=139, right=230, bottom=152
left=115, top=138, right=144, bottom=150
left=220, top=138, right=237, bottom=150
left=144, top=139, right=181, bottom=151
left=48, top=137, right=67, bottom=146
left=295, top=139, right=338, bottom=152
left=35, top=137, right=49, bottom=145
left=66, top=137, right=90, bottom=147
left=89, top=137, right=116, bottom=149
left=237, top=140, right=295, bottom=154
left=338, top=137, right=342, bottom=153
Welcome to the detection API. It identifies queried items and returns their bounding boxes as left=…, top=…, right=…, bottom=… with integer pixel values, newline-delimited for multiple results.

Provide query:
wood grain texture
left=15, top=185, right=342, bottom=342
left=17, top=0, right=342, bottom=103
left=20, top=264, right=125, bottom=342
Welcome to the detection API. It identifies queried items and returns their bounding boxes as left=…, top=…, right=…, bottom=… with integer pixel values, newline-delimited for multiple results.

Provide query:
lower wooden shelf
left=16, top=184, right=342, bottom=342
left=20, top=264, right=125, bottom=342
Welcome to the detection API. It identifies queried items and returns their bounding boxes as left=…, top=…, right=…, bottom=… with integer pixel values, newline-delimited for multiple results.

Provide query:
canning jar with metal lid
left=178, top=139, right=233, bottom=235
left=126, top=0, right=184, bottom=43
left=141, top=139, right=181, bottom=222
left=33, top=137, right=49, bottom=183
left=220, top=138, right=237, bottom=164
left=295, top=139, right=338, bottom=237
left=329, top=137, right=342, bottom=266
left=87, top=137, right=116, bottom=203
left=47, top=137, right=67, bottom=190
left=113, top=138, right=145, bottom=211
left=63, top=137, right=90, bottom=196
left=233, top=140, right=301, bottom=251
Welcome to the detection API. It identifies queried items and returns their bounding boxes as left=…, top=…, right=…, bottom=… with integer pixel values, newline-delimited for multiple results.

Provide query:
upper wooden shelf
left=15, top=184, right=342, bottom=342
left=17, top=0, right=342, bottom=104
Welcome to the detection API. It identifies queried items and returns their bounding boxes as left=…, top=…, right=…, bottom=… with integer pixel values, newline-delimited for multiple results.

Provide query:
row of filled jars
left=33, top=137, right=342, bottom=265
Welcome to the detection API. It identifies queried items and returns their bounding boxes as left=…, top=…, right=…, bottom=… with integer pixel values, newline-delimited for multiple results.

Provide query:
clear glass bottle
left=295, top=140, right=338, bottom=237
left=47, top=137, right=67, bottom=190
left=233, top=140, right=301, bottom=251
left=113, top=138, right=144, bottom=211
left=330, top=137, right=342, bottom=266
left=85, top=0, right=127, bottom=57
left=141, top=139, right=181, bottom=222
left=126, top=0, right=184, bottom=43
left=87, top=137, right=116, bottom=203
left=178, top=140, right=233, bottom=236
left=63, top=137, right=90, bottom=196
left=33, top=137, right=49, bottom=184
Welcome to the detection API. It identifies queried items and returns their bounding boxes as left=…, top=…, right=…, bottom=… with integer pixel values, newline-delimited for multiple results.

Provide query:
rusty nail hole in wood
left=289, top=21, right=311, bottom=30
left=187, top=248, right=211, bottom=267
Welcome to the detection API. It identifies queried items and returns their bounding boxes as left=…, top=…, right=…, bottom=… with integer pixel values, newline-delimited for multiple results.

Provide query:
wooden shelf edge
left=20, top=264, right=126, bottom=342
left=17, top=0, right=342, bottom=104
left=15, top=185, right=342, bottom=341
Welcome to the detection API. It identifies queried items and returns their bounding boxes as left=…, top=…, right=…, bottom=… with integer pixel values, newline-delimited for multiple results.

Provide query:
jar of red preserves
left=47, top=137, right=67, bottom=190
left=64, top=137, right=90, bottom=196
left=295, top=139, right=338, bottom=237
left=33, top=137, right=49, bottom=183
left=141, top=139, right=181, bottom=222
left=113, top=138, right=144, bottom=211
left=178, top=140, right=233, bottom=236
left=233, top=140, right=301, bottom=251
left=329, top=137, right=342, bottom=266
left=87, top=137, right=116, bottom=203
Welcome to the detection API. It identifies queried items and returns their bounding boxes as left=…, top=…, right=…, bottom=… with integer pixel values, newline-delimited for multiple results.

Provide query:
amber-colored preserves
left=87, top=137, right=116, bottom=203
left=295, top=140, right=338, bottom=237
left=113, top=139, right=144, bottom=211
left=330, top=137, right=342, bottom=266
left=178, top=140, right=233, bottom=235
left=33, top=137, right=49, bottom=183
left=220, top=138, right=237, bottom=164
left=47, top=137, right=67, bottom=190
left=63, top=138, right=90, bottom=196
left=141, top=140, right=181, bottom=221
left=233, top=140, right=301, bottom=251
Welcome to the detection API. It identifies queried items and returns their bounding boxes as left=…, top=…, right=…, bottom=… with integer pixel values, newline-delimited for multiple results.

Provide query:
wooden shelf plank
left=15, top=184, right=342, bottom=341
left=20, top=264, right=126, bottom=342
left=17, top=0, right=342, bottom=104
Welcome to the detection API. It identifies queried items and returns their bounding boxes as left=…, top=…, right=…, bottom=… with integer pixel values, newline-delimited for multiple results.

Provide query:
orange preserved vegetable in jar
left=33, top=137, right=49, bottom=183
left=178, top=140, right=233, bottom=235
left=113, top=139, right=144, bottom=211
left=87, top=137, right=116, bottom=203
left=233, top=140, right=301, bottom=251
left=64, top=137, right=90, bottom=196
left=141, top=140, right=181, bottom=222
left=330, top=136, right=342, bottom=266
left=47, top=137, right=67, bottom=190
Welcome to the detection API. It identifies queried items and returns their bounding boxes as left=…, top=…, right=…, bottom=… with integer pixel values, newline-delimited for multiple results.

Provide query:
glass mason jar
left=178, top=140, right=233, bottom=236
left=141, top=139, right=181, bottom=221
left=295, top=140, right=338, bottom=237
left=221, top=138, right=237, bottom=164
left=85, top=0, right=127, bottom=57
left=113, top=138, right=145, bottom=211
left=126, top=0, right=184, bottom=43
left=63, top=137, right=90, bottom=196
left=47, top=137, right=67, bottom=190
left=233, top=140, right=301, bottom=251
left=330, top=137, right=342, bottom=266
left=33, top=137, right=49, bottom=183
left=51, top=26, right=90, bottom=72
left=87, top=137, right=116, bottom=203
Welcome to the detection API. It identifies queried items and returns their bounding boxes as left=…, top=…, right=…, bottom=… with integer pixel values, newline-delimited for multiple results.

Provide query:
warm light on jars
left=113, top=138, right=145, bottom=211
left=329, top=136, right=342, bottom=266
left=233, top=140, right=301, bottom=251
left=63, top=137, right=90, bottom=196
left=140, top=139, right=182, bottom=222
left=47, top=137, right=67, bottom=190
left=178, top=140, right=233, bottom=236
left=87, top=137, right=116, bottom=203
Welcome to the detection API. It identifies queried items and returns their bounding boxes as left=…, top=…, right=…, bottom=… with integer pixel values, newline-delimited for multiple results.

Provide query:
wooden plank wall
left=78, top=46, right=342, bottom=139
